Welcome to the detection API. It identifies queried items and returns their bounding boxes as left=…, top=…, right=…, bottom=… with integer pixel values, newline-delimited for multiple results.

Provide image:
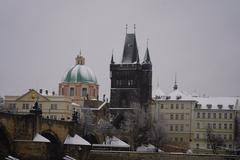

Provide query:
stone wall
left=88, top=150, right=240, bottom=160
left=13, top=140, right=48, bottom=160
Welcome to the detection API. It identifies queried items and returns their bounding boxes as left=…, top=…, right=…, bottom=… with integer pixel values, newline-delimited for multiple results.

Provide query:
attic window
left=176, top=96, right=182, bottom=100
left=217, top=104, right=223, bottom=109
left=228, top=105, right=234, bottom=110
left=206, top=104, right=212, bottom=109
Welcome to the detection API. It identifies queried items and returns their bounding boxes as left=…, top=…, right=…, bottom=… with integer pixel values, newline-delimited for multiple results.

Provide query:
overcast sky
left=0, top=0, right=240, bottom=98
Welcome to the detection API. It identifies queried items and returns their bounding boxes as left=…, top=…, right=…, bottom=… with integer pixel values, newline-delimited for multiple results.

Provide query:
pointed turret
left=173, top=73, right=178, bottom=90
left=142, top=47, right=151, bottom=64
left=111, top=54, right=115, bottom=64
left=121, top=33, right=139, bottom=63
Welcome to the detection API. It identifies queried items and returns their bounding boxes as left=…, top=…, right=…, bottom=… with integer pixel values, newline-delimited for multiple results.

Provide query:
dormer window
left=207, top=104, right=212, bottom=109
left=228, top=105, right=234, bottom=110
left=197, top=104, right=202, bottom=109
left=176, top=96, right=182, bottom=100
left=217, top=104, right=223, bottom=109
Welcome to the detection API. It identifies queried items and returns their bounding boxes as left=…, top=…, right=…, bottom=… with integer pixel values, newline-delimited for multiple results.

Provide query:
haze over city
left=0, top=0, right=240, bottom=97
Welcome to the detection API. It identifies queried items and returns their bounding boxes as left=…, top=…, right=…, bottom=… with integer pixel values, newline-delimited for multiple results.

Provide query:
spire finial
left=173, top=72, right=178, bottom=90
left=111, top=49, right=115, bottom=64
left=157, top=76, right=160, bottom=88
left=147, top=38, right=149, bottom=48
left=79, top=49, right=82, bottom=56
left=134, top=24, right=136, bottom=34
left=125, top=24, right=128, bottom=34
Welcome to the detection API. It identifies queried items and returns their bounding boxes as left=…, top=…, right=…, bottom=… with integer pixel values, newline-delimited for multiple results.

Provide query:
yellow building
left=192, top=97, right=239, bottom=152
left=4, top=89, right=80, bottom=121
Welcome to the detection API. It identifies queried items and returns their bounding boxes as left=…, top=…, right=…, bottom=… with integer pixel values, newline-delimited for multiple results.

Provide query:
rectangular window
left=224, top=124, right=227, bottom=129
left=180, top=125, right=184, bottom=131
left=202, top=113, right=206, bottom=118
left=219, top=113, right=222, bottom=119
left=197, top=123, right=200, bottom=129
left=171, top=104, right=174, bottom=109
left=82, top=88, right=87, bottom=97
left=181, top=104, right=184, bottom=109
left=181, top=114, right=184, bottom=120
left=175, top=125, right=178, bottom=131
left=51, top=104, right=58, bottom=110
left=176, top=104, right=179, bottom=109
left=175, top=114, right=179, bottom=120
left=229, top=123, right=232, bottom=130
left=170, top=114, right=173, bottom=120
left=224, top=113, right=227, bottom=119
left=213, top=123, right=216, bottom=129
left=208, top=113, right=211, bottom=119
left=229, top=113, right=233, bottom=119
left=160, top=104, right=164, bottom=109
left=229, top=134, right=232, bottom=140
left=213, top=113, right=216, bottom=119
left=196, top=133, right=199, bottom=139
left=197, top=112, right=200, bottom=118
left=170, top=125, right=173, bottom=131
left=70, top=87, right=75, bottom=96
left=219, top=123, right=222, bottom=129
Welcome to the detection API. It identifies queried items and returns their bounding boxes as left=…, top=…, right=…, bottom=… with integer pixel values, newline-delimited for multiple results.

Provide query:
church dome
left=62, top=54, right=98, bottom=84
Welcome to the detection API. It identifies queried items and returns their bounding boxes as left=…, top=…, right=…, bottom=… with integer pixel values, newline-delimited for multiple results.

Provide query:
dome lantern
left=75, top=50, right=85, bottom=65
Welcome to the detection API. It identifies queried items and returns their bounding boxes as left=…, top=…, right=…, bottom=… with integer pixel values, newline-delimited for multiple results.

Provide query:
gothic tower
left=110, top=31, right=152, bottom=110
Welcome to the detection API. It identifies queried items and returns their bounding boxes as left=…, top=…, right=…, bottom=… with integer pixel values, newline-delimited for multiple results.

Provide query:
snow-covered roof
left=33, top=133, right=50, bottom=143
left=103, top=136, right=130, bottom=147
left=64, top=134, right=90, bottom=146
left=194, top=97, right=239, bottom=110
left=153, top=87, right=165, bottom=98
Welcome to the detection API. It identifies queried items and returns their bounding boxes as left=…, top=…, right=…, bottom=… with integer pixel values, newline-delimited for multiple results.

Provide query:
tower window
left=70, top=87, right=75, bottom=96
left=82, top=88, right=87, bottom=97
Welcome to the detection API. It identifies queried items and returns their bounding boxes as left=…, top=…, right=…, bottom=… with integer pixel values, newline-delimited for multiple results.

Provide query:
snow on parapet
left=103, top=136, right=130, bottom=147
left=33, top=133, right=50, bottom=143
left=64, top=134, right=90, bottom=146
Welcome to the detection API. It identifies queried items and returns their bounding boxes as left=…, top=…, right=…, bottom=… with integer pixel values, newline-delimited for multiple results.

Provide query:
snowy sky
left=0, top=0, right=240, bottom=98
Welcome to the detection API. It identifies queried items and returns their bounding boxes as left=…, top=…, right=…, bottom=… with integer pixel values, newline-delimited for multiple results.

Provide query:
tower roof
left=121, top=33, right=139, bottom=63
left=142, top=48, right=151, bottom=64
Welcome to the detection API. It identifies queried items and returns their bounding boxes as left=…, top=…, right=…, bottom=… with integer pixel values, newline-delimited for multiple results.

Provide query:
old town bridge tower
left=110, top=30, right=152, bottom=111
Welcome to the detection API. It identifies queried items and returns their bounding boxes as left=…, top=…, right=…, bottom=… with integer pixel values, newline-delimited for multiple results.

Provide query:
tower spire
left=173, top=73, right=178, bottom=90
left=125, top=24, right=128, bottom=34
left=134, top=24, right=136, bottom=34
left=111, top=49, right=115, bottom=64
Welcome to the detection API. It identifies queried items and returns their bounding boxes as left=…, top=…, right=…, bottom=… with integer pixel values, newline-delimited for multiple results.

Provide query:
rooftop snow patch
left=64, top=134, right=90, bottom=146
left=33, top=133, right=50, bottom=143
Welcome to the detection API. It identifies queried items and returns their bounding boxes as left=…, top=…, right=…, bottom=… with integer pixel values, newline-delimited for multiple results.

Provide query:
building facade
left=152, top=81, right=240, bottom=152
left=4, top=89, right=78, bottom=121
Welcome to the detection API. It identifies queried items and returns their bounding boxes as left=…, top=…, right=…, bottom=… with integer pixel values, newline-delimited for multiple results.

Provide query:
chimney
left=39, top=89, right=43, bottom=94
left=45, top=90, right=48, bottom=95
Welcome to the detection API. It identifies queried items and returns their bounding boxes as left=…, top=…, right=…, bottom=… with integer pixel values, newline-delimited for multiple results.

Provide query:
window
left=180, top=125, right=184, bottom=131
left=219, top=113, right=222, bottom=119
left=180, top=137, right=183, bottom=142
left=170, top=114, right=174, bottom=120
left=62, top=88, right=64, bottom=95
left=229, top=144, right=232, bottom=149
left=218, top=104, right=223, bottom=109
left=175, top=137, right=178, bottom=142
left=160, top=104, right=164, bottom=109
left=51, top=104, right=57, bottom=110
left=196, top=133, right=199, bottom=139
left=176, top=104, right=179, bottom=109
left=196, top=144, right=199, bottom=149
left=224, top=113, right=227, bottom=119
left=171, top=104, right=174, bottom=109
left=223, top=135, right=227, bottom=140
left=229, top=113, right=233, bottom=119
left=219, top=123, right=222, bottom=129
left=213, top=113, right=216, bottom=119
left=82, top=88, right=87, bottom=97
left=202, top=112, right=206, bottom=118
left=208, top=113, right=211, bottom=119
left=175, top=125, right=178, bottom=131
left=229, top=105, right=234, bottom=110
left=9, top=103, right=16, bottom=109
left=181, top=104, right=184, bottom=109
left=229, top=134, right=232, bottom=140
left=181, top=114, right=184, bottom=120
left=213, top=123, right=216, bottom=129
left=229, top=123, right=232, bottom=130
left=197, top=112, right=200, bottom=118
left=224, top=124, right=227, bottom=129
left=70, top=87, right=75, bottom=96
left=170, top=125, right=173, bottom=131
left=22, top=104, right=29, bottom=110
left=175, top=114, right=179, bottom=120
left=197, top=123, right=200, bottom=129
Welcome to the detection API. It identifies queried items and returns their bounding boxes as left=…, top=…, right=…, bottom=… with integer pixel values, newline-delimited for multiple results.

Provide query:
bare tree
left=148, top=120, right=167, bottom=151
left=206, top=126, right=224, bottom=154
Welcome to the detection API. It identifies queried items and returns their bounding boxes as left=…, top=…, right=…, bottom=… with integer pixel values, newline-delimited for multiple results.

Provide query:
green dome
left=63, top=64, right=97, bottom=84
